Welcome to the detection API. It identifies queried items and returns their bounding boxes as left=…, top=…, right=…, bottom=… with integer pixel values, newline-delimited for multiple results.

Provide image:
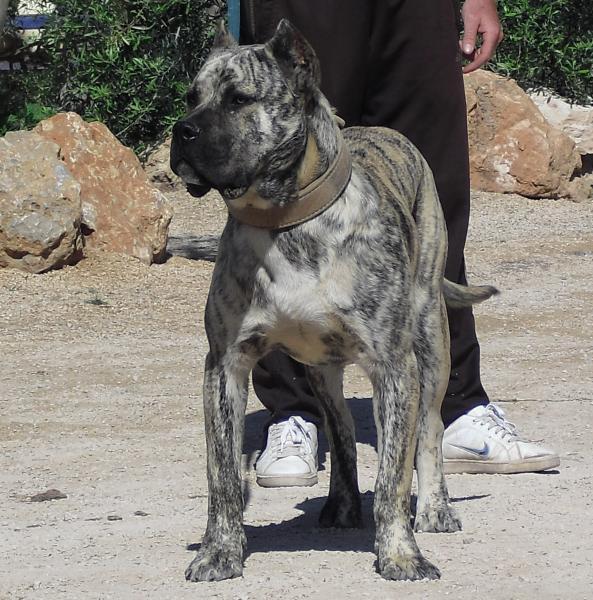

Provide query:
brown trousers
left=240, top=0, right=489, bottom=427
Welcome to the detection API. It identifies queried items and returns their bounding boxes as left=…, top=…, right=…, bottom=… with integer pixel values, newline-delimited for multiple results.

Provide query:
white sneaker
left=255, top=416, right=318, bottom=488
left=443, top=403, right=560, bottom=474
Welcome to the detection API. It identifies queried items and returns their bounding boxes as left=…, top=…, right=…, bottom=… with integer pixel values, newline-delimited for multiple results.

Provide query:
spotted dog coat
left=170, top=20, right=497, bottom=583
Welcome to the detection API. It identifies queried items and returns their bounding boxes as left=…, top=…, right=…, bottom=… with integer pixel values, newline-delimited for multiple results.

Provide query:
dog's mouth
left=172, top=157, right=253, bottom=201
left=170, top=158, right=213, bottom=198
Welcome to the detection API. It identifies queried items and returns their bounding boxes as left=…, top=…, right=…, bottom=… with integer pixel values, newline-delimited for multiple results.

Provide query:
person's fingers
left=463, top=28, right=498, bottom=73
left=460, top=0, right=503, bottom=72
left=461, top=13, right=480, bottom=55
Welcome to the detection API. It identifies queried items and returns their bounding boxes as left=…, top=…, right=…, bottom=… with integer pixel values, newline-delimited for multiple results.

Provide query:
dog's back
left=343, top=126, right=497, bottom=307
left=344, top=126, right=448, bottom=290
left=345, top=126, right=430, bottom=215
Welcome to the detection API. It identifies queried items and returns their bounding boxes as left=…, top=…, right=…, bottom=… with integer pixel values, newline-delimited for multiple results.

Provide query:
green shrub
left=1, top=0, right=221, bottom=153
left=2, top=0, right=591, bottom=151
left=1, top=101, right=55, bottom=131
left=492, top=0, right=593, bottom=104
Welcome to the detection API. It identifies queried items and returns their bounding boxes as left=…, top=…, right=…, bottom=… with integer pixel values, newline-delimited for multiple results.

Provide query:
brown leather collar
left=225, top=132, right=352, bottom=230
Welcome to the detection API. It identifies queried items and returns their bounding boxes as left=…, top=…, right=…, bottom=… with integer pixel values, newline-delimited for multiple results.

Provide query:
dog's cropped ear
left=265, top=19, right=321, bottom=99
left=212, top=19, right=238, bottom=50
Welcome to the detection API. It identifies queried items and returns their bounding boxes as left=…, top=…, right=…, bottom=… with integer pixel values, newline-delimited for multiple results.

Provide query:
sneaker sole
left=444, top=455, right=560, bottom=475
left=256, top=474, right=318, bottom=488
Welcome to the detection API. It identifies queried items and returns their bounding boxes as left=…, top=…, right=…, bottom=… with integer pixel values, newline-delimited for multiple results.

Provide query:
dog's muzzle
left=170, top=119, right=212, bottom=198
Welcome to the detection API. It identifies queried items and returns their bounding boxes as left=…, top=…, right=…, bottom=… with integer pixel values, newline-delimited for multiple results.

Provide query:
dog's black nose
left=173, top=120, right=200, bottom=143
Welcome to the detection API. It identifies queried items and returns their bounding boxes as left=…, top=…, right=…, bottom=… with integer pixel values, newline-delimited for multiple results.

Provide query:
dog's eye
left=229, top=93, right=253, bottom=107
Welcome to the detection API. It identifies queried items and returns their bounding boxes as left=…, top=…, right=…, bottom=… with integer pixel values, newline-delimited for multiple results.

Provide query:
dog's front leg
left=370, top=353, right=441, bottom=581
left=185, top=351, right=249, bottom=582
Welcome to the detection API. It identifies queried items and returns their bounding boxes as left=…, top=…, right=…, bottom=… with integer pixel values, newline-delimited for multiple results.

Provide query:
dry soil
left=1, top=189, right=593, bottom=600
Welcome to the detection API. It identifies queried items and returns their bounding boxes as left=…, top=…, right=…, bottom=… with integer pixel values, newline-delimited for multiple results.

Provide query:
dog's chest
left=245, top=237, right=361, bottom=365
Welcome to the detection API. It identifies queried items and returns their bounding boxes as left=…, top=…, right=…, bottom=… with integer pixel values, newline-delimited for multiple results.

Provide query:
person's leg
left=361, top=0, right=558, bottom=474
left=242, top=0, right=559, bottom=477
left=360, top=0, right=489, bottom=428
left=240, top=0, right=372, bottom=125
left=243, top=0, right=375, bottom=423
left=251, top=353, right=320, bottom=424
left=245, top=0, right=487, bottom=426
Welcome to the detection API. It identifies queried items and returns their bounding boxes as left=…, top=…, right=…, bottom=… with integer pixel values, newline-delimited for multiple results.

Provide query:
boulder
left=35, top=113, right=173, bottom=264
left=465, top=71, right=582, bottom=198
left=0, top=131, right=83, bottom=273
left=530, top=91, right=593, bottom=155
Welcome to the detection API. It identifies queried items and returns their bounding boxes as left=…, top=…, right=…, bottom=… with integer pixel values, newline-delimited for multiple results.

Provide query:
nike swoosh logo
left=450, top=442, right=490, bottom=457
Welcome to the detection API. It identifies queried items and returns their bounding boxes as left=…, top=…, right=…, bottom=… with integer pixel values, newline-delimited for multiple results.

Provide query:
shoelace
left=272, top=416, right=313, bottom=457
left=474, top=404, right=522, bottom=441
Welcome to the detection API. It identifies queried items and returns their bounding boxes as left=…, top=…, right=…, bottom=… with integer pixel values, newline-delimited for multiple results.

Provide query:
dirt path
left=1, top=190, right=592, bottom=599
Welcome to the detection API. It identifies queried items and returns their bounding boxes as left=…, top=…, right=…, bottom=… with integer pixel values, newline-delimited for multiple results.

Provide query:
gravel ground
left=1, top=188, right=592, bottom=600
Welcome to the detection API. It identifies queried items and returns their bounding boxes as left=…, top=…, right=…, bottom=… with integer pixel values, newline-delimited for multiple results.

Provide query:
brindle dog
left=170, top=20, right=497, bottom=582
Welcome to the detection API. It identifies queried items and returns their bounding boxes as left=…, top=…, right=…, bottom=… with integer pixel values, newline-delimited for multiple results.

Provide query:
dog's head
left=170, top=19, right=321, bottom=200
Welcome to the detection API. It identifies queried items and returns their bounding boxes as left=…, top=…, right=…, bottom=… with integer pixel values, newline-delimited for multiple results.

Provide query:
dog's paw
left=185, top=545, right=243, bottom=582
left=318, top=495, right=363, bottom=529
left=414, top=505, right=462, bottom=534
left=378, top=553, right=441, bottom=581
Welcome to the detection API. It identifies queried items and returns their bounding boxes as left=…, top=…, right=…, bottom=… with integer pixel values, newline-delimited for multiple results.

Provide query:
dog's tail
left=442, top=279, right=499, bottom=308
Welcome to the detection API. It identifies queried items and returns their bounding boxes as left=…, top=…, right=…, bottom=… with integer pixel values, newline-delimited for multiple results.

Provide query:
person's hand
left=460, top=0, right=503, bottom=73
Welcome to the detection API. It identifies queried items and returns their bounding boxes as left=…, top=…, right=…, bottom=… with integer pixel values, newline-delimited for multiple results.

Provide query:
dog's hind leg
left=369, top=353, right=441, bottom=581
left=306, top=365, right=362, bottom=529
left=413, top=297, right=462, bottom=534
left=410, top=164, right=461, bottom=534
left=185, top=350, right=250, bottom=582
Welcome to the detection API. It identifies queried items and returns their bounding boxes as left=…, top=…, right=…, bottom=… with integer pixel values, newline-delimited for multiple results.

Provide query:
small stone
left=133, top=510, right=149, bottom=517
left=107, top=515, right=123, bottom=521
left=143, top=137, right=183, bottom=191
left=28, top=489, right=68, bottom=502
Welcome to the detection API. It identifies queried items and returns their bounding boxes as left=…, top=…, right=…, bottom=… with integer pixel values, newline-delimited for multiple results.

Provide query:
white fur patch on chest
left=253, top=252, right=365, bottom=364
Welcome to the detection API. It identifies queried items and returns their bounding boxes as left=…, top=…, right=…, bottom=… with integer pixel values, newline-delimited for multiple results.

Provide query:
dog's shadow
left=186, top=493, right=377, bottom=555
left=248, top=492, right=377, bottom=555
left=244, top=492, right=489, bottom=556
left=186, top=491, right=491, bottom=557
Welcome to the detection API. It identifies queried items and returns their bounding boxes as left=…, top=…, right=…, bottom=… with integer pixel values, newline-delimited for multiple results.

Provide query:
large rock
left=530, top=91, right=593, bottom=155
left=465, top=71, right=582, bottom=198
left=0, top=131, right=83, bottom=273
left=35, top=113, right=173, bottom=264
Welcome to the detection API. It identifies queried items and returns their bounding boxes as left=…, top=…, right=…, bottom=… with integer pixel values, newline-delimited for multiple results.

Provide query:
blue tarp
left=11, top=15, right=49, bottom=30
left=228, top=0, right=240, bottom=41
